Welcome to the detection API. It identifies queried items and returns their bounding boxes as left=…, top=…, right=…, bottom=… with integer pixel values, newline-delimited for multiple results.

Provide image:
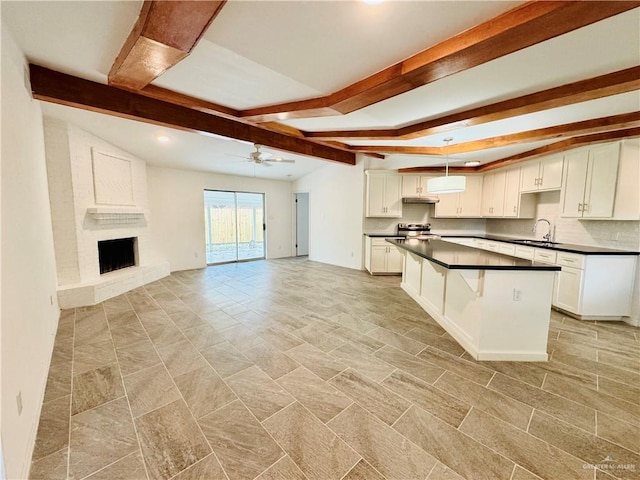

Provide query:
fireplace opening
left=98, top=237, right=137, bottom=274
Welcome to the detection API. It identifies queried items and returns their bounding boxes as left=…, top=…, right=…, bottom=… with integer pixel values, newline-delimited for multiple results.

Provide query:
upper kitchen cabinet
left=481, top=170, right=506, bottom=217
left=402, top=175, right=438, bottom=198
left=365, top=170, right=402, bottom=217
left=434, top=176, right=482, bottom=218
left=482, top=169, right=535, bottom=218
left=520, top=155, right=563, bottom=192
left=561, top=140, right=639, bottom=220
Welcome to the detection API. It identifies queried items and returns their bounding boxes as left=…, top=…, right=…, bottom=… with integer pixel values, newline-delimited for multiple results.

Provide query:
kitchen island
left=387, top=238, right=560, bottom=361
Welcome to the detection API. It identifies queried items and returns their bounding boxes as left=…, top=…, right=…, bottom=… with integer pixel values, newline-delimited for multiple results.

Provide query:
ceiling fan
left=233, top=144, right=296, bottom=167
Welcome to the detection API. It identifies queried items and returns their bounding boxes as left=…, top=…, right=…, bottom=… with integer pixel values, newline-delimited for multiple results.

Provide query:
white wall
left=1, top=24, right=60, bottom=479
left=147, top=166, right=293, bottom=272
left=293, top=159, right=365, bottom=270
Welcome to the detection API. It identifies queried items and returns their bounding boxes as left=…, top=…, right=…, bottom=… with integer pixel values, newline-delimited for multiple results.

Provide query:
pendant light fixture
left=426, top=137, right=466, bottom=194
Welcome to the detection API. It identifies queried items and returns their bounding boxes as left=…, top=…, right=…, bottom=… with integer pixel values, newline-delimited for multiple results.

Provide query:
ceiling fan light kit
left=427, top=137, right=466, bottom=194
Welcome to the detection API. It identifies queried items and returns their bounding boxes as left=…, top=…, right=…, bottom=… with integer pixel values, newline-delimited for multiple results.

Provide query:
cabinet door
left=555, top=266, right=583, bottom=313
left=481, top=173, right=494, bottom=216
left=386, top=246, right=404, bottom=273
left=434, top=192, right=459, bottom=217
left=539, top=156, right=563, bottom=190
left=491, top=170, right=506, bottom=216
left=503, top=168, right=521, bottom=217
left=520, top=162, right=540, bottom=192
left=583, top=143, right=619, bottom=218
left=401, top=175, right=421, bottom=197
left=458, top=176, right=483, bottom=217
left=366, top=174, right=386, bottom=217
left=561, top=150, right=589, bottom=218
left=370, top=246, right=387, bottom=272
left=384, top=174, right=403, bottom=217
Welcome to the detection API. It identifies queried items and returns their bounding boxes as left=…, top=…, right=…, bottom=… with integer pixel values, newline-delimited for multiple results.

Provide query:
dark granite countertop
left=364, top=233, right=405, bottom=238
left=438, top=234, right=639, bottom=255
left=387, top=238, right=561, bottom=271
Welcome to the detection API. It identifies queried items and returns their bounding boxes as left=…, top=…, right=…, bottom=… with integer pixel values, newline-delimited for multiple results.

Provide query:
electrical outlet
left=513, top=289, right=522, bottom=301
left=16, top=391, right=23, bottom=416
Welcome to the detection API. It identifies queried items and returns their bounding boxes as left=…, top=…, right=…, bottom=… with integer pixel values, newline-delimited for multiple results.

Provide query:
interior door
left=295, top=193, right=309, bottom=256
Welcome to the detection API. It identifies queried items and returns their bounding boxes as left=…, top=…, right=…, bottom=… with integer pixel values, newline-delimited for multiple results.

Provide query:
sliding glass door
left=204, top=190, right=265, bottom=264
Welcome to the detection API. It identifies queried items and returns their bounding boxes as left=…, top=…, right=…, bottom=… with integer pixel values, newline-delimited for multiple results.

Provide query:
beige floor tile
left=489, top=373, right=596, bottom=433
left=171, top=454, right=226, bottom=480
left=598, top=350, right=640, bottom=372
left=199, top=401, right=284, bottom=480
left=73, top=339, right=118, bottom=376
left=329, top=344, right=395, bottom=382
left=543, top=373, right=639, bottom=426
left=135, top=400, right=211, bottom=480
left=328, top=404, right=437, bottom=479
left=219, top=323, right=268, bottom=351
left=597, top=412, right=640, bottom=454
left=71, top=363, right=124, bottom=415
left=394, top=406, right=514, bottom=480
left=122, top=364, right=181, bottom=418
left=460, top=354, right=546, bottom=387
left=174, top=365, right=237, bottom=419
left=433, top=371, right=533, bottom=430
left=83, top=451, right=148, bottom=480
left=418, top=347, right=494, bottom=385
left=74, top=311, right=111, bottom=346
left=329, top=369, right=410, bottom=425
left=225, top=366, right=295, bottom=421
left=242, top=342, right=299, bottom=379
left=367, top=327, right=427, bottom=355
left=332, top=313, right=379, bottom=334
left=510, top=466, right=543, bottom=480
left=109, top=321, right=150, bottom=349
left=256, top=455, right=307, bottom=480
left=156, top=339, right=209, bottom=378
left=598, top=376, right=640, bottom=405
left=256, top=326, right=304, bottom=351
left=277, top=367, right=352, bottom=423
left=330, top=326, right=385, bottom=354
left=170, top=309, right=208, bottom=330
left=553, top=351, right=640, bottom=386
left=42, top=351, right=73, bottom=404
left=200, top=310, right=240, bottom=330
left=461, top=409, right=593, bottom=480
left=293, top=323, right=345, bottom=353
left=342, top=459, right=385, bottom=480
left=143, top=319, right=186, bottom=349
left=31, top=395, right=70, bottom=462
left=29, top=447, right=68, bottom=480
left=181, top=323, right=226, bottom=351
left=287, top=343, right=347, bottom=380
left=69, top=397, right=138, bottom=480
left=527, top=410, right=640, bottom=480
left=263, top=402, right=360, bottom=480
left=426, top=461, right=465, bottom=480
left=382, top=370, right=471, bottom=428
left=199, top=341, right=253, bottom=377
left=115, top=338, right=162, bottom=376
left=373, top=345, right=445, bottom=384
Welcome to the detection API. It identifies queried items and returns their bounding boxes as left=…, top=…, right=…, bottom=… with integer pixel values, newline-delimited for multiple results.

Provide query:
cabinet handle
left=578, top=203, right=582, bottom=212
left=513, top=205, right=517, bottom=213
left=583, top=203, right=588, bottom=212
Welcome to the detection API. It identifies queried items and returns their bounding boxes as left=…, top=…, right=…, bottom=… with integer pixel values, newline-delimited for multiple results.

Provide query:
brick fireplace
left=44, top=119, right=169, bottom=308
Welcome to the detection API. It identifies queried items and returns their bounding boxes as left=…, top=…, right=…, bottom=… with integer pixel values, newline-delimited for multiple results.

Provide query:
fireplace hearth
left=98, top=237, right=136, bottom=274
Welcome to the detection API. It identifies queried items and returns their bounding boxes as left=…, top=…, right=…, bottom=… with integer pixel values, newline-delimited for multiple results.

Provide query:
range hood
left=402, top=196, right=440, bottom=204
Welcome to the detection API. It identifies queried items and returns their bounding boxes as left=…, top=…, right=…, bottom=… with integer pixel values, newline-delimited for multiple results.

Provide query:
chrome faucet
left=532, top=218, right=552, bottom=242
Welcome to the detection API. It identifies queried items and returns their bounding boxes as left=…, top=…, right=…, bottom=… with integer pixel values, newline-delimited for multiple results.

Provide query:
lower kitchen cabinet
left=365, top=237, right=403, bottom=274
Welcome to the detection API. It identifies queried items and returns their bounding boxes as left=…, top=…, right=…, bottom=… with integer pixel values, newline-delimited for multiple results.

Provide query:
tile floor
left=29, top=258, right=639, bottom=480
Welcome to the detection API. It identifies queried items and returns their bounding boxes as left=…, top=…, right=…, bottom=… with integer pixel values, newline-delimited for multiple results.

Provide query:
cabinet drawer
left=557, top=252, right=585, bottom=269
left=498, top=244, right=516, bottom=256
left=534, top=249, right=557, bottom=264
left=485, top=241, right=500, bottom=252
left=370, top=237, right=400, bottom=246
left=514, top=246, right=534, bottom=260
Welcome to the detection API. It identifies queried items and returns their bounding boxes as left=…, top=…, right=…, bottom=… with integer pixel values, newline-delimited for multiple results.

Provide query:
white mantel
left=44, top=119, right=169, bottom=307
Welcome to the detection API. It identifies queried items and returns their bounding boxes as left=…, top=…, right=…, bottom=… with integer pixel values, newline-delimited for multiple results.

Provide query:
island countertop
left=387, top=238, right=560, bottom=271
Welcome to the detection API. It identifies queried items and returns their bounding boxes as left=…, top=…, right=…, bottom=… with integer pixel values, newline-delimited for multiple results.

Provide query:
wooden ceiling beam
left=30, top=64, right=356, bottom=165
left=349, top=112, right=640, bottom=155
left=398, top=128, right=640, bottom=174
left=239, top=1, right=639, bottom=123
left=307, top=67, right=640, bottom=140
left=109, top=1, right=226, bottom=90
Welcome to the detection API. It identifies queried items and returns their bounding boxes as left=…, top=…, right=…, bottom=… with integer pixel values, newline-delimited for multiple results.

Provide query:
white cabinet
left=520, top=155, right=563, bottom=192
left=612, top=140, right=640, bottom=220
left=365, top=171, right=402, bottom=217
left=560, top=144, right=620, bottom=219
left=434, top=176, right=483, bottom=217
left=481, top=171, right=506, bottom=217
left=504, top=168, right=536, bottom=218
left=553, top=252, right=637, bottom=320
left=365, top=237, right=403, bottom=274
left=402, top=175, right=437, bottom=198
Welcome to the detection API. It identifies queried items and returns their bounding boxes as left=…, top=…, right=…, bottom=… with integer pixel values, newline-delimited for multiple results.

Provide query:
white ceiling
left=2, top=1, right=638, bottom=181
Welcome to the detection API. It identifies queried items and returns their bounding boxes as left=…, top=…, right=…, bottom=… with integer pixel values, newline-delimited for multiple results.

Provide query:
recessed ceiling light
left=156, top=134, right=170, bottom=143
left=464, top=161, right=481, bottom=167
left=363, top=0, right=384, bottom=4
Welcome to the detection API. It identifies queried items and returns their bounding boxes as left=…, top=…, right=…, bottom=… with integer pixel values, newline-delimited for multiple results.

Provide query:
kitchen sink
left=512, top=239, right=559, bottom=246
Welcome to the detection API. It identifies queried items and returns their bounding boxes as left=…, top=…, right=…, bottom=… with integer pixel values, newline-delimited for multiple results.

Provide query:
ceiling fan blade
left=261, top=161, right=273, bottom=167
left=265, top=158, right=295, bottom=164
